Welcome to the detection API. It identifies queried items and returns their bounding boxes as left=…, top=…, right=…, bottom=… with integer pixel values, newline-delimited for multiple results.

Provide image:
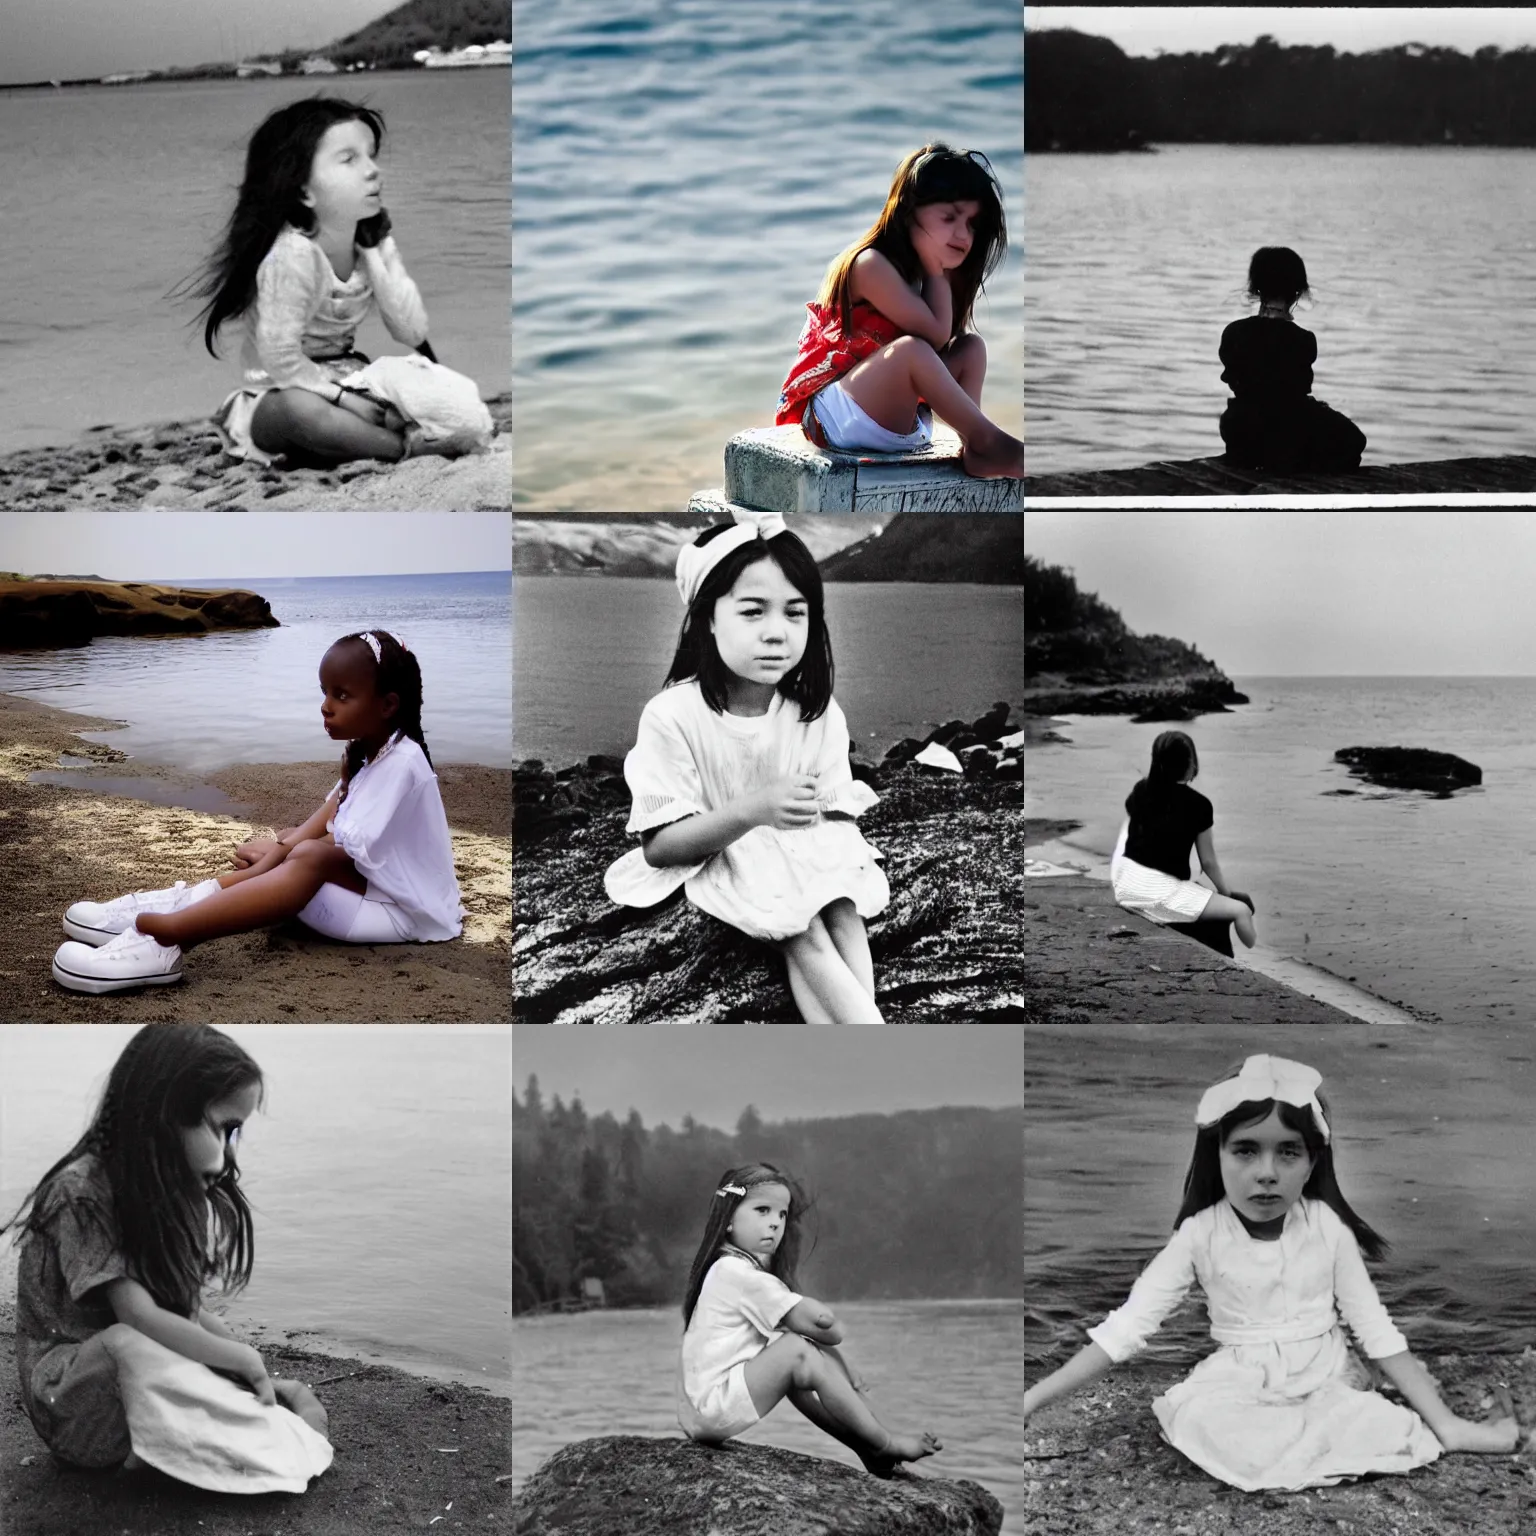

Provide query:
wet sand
left=0, top=692, right=509, bottom=1022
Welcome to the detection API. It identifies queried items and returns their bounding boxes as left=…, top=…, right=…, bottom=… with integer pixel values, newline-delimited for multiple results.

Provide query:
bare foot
left=273, top=1378, right=330, bottom=1437
left=884, top=1430, right=942, bottom=1462
left=961, top=428, right=1023, bottom=480
left=1439, top=1409, right=1519, bottom=1454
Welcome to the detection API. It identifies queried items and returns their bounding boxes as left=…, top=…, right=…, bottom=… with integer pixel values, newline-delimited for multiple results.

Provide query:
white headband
left=358, top=630, right=410, bottom=666
left=676, top=510, right=788, bottom=608
left=1196, top=1054, right=1331, bottom=1143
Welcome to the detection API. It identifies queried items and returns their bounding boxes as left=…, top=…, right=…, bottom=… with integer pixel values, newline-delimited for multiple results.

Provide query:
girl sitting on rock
left=679, top=1162, right=941, bottom=1473
left=1024, top=1055, right=1520, bottom=1490
left=51, top=629, right=463, bottom=994
left=775, top=143, right=1022, bottom=479
left=604, top=513, right=889, bottom=1023
left=1111, top=729, right=1257, bottom=949
left=2, top=1025, right=332, bottom=1491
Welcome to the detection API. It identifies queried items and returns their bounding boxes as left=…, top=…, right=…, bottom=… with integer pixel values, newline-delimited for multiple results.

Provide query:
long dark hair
left=817, top=143, right=1007, bottom=341
left=335, top=629, right=431, bottom=803
left=184, top=96, right=387, bottom=357
left=1, top=1026, right=265, bottom=1315
left=682, top=1162, right=815, bottom=1328
left=664, top=526, right=834, bottom=723
left=1125, top=729, right=1199, bottom=821
left=1246, top=246, right=1310, bottom=307
left=1174, top=1089, right=1389, bottom=1261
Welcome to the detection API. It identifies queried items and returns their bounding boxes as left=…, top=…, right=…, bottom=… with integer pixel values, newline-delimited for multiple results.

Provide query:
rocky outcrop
left=1333, top=746, right=1482, bottom=796
left=512, top=1435, right=1004, bottom=1536
left=0, top=581, right=278, bottom=649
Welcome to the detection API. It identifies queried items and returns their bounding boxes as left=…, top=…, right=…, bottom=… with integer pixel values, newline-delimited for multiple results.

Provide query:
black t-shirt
left=1219, top=316, right=1317, bottom=402
left=1123, top=781, right=1214, bottom=880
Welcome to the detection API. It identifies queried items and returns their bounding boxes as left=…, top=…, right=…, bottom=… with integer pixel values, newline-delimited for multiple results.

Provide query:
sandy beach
left=0, top=692, right=510, bottom=1022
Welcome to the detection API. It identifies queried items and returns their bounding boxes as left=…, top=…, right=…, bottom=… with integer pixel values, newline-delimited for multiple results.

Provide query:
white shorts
left=1110, top=822, right=1214, bottom=924
left=810, top=380, right=934, bottom=453
left=679, top=1361, right=761, bottom=1444
left=297, top=882, right=411, bottom=943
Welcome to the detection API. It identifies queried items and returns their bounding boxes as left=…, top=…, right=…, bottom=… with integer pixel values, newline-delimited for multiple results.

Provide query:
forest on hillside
left=1027, top=30, right=1536, bottom=150
left=512, top=1078, right=1022, bottom=1315
left=326, top=0, right=510, bottom=69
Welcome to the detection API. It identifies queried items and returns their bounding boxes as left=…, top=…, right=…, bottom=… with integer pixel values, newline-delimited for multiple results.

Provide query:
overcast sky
left=0, top=1, right=397, bottom=86
left=1029, top=7, right=1536, bottom=56
left=511, top=1026, right=1024, bottom=1132
left=0, top=511, right=510, bottom=581
left=1027, top=511, right=1536, bottom=676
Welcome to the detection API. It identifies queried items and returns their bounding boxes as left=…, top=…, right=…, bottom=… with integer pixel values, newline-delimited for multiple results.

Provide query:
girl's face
left=319, top=642, right=398, bottom=745
left=709, top=557, right=808, bottom=690
left=182, top=1081, right=261, bottom=1189
left=1219, top=1107, right=1315, bottom=1227
left=728, top=1182, right=791, bottom=1259
left=912, top=199, right=982, bottom=270
left=303, top=118, right=384, bottom=229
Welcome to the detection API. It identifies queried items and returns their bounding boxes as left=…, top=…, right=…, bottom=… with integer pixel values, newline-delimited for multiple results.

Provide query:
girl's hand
left=749, top=775, right=822, bottom=831
left=1438, top=1384, right=1521, bottom=1453
left=233, top=1343, right=277, bottom=1407
left=355, top=208, right=393, bottom=248
left=911, top=221, right=953, bottom=279
left=232, top=838, right=280, bottom=869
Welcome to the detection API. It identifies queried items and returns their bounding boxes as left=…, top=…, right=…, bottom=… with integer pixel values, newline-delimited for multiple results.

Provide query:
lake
left=0, top=570, right=512, bottom=771
left=512, top=0, right=1022, bottom=511
left=513, top=1301, right=1024, bottom=1531
left=1025, top=145, right=1536, bottom=476
left=512, top=576, right=1023, bottom=764
left=0, top=70, right=510, bottom=456
left=0, top=1025, right=512, bottom=1396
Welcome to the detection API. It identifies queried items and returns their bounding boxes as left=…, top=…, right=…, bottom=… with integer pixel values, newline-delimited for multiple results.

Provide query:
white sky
left=0, top=0, right=396, bottom=86
left=1028, top=7, right=1536, bottom=57
left=0, top=511, right=510, bottom=581
left=511, top=1026, right=1025, bottom=1132
left=1026, top=510, right=1536, bottom=676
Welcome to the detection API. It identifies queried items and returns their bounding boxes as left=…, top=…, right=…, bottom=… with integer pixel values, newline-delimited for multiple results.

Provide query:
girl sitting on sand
left=1111, top=730, right=1257, bottom=950
left=776, top=143, right=1023, bottom=480
left=1, top=1025, right=332, bottom=1492
left=1219, top=247, right=1367, bottom=472
left=680, top=1162, right=941, bottom=1473
left=604, top=513, right=889, bottom=1024
left=1023, top=1054, right=1520, bottom=1490
left=50, top=629, right=463, bottom=995
left=189, top=97, right=436, bottom=467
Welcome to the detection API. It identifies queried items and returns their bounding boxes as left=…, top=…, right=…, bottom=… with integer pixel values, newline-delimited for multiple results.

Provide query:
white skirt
left=1110, top=821, right=1213, bottom=924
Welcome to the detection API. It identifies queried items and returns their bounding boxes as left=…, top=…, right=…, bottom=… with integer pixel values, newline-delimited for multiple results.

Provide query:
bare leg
left=820, top=899, right=876, bottom=1001
left=272, top=1378, right=329, bottom=1438
left=780, top=915, right=885, bottom=1024
left=251, top=388, right=405, bottom=464
left=837, top=335, right=1022, bottom=479
left=781, top=948, right=838, bottom=1025
left=941, top=331, right=987, bottom=406
left=1203, top=893, right=1258, bottom=949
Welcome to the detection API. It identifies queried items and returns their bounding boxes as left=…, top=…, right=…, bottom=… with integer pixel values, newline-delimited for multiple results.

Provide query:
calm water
left=1025, top=677, right=1536, bottom=1361
left=512, top=577, right=1023, bottom=762
left=0, top=71, right=510, bottom=455
left=0, top=571, right=511, bottom=771
left=512, top=0, right=1023, bottom=511
left=0, top=1026, right=512, bottom=1395
left=1025, top=146, right=1536, bottom=476
left=513, top=1302, right=1024, bottom=1531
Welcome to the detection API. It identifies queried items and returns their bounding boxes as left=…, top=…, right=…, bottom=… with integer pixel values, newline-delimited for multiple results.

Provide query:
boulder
left=1333, top=746, right=1482, bottom=796
left=512, top=1434, right=1003, bottom=1536
left=0, top=580, right=277, bottom=649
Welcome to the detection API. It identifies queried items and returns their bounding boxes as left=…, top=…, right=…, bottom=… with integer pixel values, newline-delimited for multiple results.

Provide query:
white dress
left=604, top=681, right=889, bottom=942
left=1088, top=1199, right=1442, bottom=1491
left=327, top=735, right=465, bottom=942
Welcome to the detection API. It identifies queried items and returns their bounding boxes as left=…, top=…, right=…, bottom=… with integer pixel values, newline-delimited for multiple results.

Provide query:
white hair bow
left=1195, top=1054, right=1331, bottom=1143
left=675, top=510, right=788, bottom=609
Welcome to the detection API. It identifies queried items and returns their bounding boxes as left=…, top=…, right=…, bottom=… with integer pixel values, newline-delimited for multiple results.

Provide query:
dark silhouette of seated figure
left=1219, top=247, right=1366, bottom=473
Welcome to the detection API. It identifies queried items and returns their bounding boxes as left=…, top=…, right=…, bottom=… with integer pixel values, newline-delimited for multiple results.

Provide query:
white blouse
left=327, top=735, right=464, bottom=942
left=679, top=1254, right=802, bottom=1422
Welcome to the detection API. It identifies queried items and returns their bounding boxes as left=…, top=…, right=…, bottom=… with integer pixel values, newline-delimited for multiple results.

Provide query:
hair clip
left=360, top=631, right=383, bottom=666
left=716, top=1184, right=746, bottom=1198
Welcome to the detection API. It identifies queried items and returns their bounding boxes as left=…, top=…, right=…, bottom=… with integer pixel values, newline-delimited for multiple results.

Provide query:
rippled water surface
left=513, top=1302, right=1024, bottom=1530
left=1026, top=147, right=1536, bottom=476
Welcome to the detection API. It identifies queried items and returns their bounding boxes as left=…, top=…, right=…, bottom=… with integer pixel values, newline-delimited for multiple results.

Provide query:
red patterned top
left=775, top=299, right=901, bottom=437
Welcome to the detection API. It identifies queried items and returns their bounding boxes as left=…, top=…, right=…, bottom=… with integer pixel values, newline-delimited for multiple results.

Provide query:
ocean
left=0, top=1025, right=512, bottom=1395
left=1025, top=145, right=1536, bottom=476
left=0, top=70, right=510, bottom=456
left=511, top=0, right=1023, bottom=511
left=0, top=570, right=512, bottom=772
left=512, top=575, right=1023, bottom=763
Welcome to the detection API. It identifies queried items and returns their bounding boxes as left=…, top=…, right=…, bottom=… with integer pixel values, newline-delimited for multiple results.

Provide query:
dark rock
left=1333, top=746, right=1482, bottom=796
left=819, top=511, right=1022, bottom=584
left=512, top=1434, right=1003, bottom=1536
left=884, top=736, right=924, bottom=764
left=0, top=580, right=277, bottom=650
left=970, top=700, right=1012, bottom=738
left=586, top=753, right=625, bottom=775
left=1130, top=701, right=1198, bottom=723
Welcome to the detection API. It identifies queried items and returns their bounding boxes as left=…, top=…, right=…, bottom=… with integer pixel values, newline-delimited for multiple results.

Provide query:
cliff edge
left=0, top=581, right=278, bottom=650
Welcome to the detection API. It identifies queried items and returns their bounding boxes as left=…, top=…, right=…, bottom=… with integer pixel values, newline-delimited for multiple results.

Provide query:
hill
left=820, top=512, right=1023, bottom=583
left=326, top=0, right=510, bottom=69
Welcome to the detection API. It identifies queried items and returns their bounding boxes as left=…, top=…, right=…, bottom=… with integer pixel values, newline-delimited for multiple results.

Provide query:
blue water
left=0, top=570, right=511, bottom=770
left=512, top=0, right=1023, bottom=510
left=0, top=71, right=510, bottom=455
left=0, top=1025, right=512, bottom=1395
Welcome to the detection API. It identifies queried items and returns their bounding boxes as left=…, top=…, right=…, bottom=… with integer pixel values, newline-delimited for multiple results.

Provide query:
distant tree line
left=1027, top=30, right=1536, bottom=149
left=512, top=1077, right=1022, bottom=1315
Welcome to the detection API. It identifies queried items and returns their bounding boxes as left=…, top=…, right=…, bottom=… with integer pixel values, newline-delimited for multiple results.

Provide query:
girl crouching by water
left=1024, top=1055, right=1519, bottom=1490
left=51, top=629, right=463, bottom=994
left=679, top=1163, right=941, bottom=1473
left=2, top=1025, right=332, bottom=1491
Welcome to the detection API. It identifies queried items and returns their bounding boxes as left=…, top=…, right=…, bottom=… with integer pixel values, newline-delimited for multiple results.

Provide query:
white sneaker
left=63, top=878, right=219, bottom=946
left=53, top=927, right=184, bottom=994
